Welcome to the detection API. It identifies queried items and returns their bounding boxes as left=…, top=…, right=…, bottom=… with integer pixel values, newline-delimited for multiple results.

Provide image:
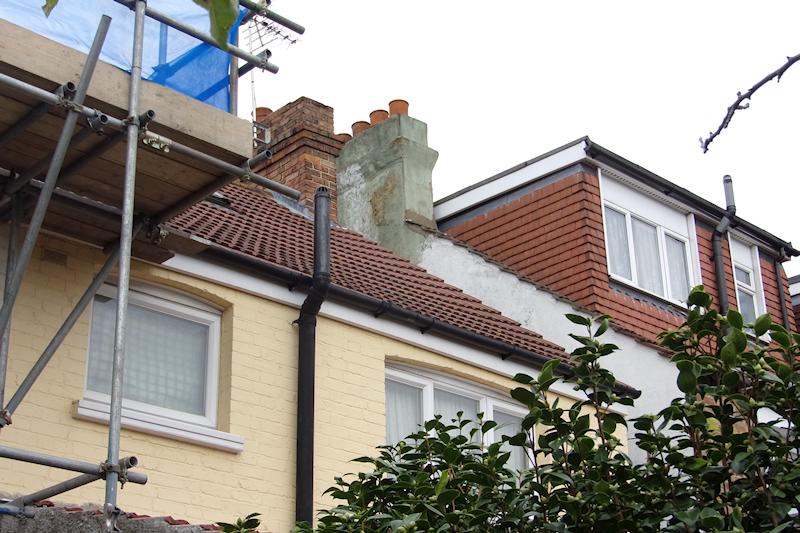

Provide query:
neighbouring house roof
left=435, top=137, right=799, bottom=258
left=167, top=183, right=572, bottom=365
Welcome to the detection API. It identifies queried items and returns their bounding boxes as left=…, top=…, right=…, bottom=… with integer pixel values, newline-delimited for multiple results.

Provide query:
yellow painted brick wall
left=0, top=233, right=599, bottom=532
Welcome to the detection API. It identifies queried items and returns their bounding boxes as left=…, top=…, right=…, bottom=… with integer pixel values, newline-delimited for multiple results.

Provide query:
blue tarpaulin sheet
left=0, top=0, right=242, bottom=111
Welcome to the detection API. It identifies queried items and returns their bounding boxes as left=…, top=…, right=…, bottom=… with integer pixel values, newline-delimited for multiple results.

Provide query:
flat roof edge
left=434, top=137, right=589, bottom=222
left=585, top=140, right=799, bottom=257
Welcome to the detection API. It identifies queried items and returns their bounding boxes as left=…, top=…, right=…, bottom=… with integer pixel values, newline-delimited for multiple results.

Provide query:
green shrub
left=295, top=287, right=800, bottom=532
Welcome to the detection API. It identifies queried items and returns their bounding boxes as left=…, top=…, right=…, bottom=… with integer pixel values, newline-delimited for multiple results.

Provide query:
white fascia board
left=434, top=140, right=588, bottom=221
left=161, top=254, right=612, bottom=409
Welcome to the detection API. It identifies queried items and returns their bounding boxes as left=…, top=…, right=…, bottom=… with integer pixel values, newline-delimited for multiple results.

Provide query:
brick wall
left=251, top=97, right=344, bottom=218
left=795, top=303, right=800, bottom=332
left=446, top=168, right=795, bottom=345
left=448, top=172, right=608, bottom=308
left=760, top=255, right=797, bottom=331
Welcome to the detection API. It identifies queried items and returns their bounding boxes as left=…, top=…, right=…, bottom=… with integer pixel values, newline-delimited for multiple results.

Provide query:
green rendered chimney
left=336, top=112, right=439, bottom=263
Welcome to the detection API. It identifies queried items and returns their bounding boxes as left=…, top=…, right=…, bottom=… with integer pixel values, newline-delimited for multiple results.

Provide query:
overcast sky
left=239, top=1, right=800, bottom=277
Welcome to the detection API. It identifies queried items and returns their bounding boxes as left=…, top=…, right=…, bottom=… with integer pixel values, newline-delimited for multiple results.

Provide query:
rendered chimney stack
left=336, top=99, right=439, bottom=262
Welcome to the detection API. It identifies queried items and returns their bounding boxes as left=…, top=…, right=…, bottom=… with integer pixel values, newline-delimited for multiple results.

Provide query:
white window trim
left=386, top=366, right=531, bottom=465
left=728, top=235, right=767, bottom=322
left=76, top=282, right=244, bottom=453
left=603, top=201, right=694, bottom=306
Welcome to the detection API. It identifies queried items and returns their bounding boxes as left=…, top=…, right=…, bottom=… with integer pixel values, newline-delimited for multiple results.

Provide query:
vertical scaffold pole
left=0, top=16, right=111, bottom=357
left=104, top=2, right=145, bottom=530
left=0, top=196, right=20, bottom=412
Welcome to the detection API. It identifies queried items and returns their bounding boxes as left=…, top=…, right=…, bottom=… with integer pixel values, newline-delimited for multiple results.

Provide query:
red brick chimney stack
left=249, top=97, right=346, bottom=218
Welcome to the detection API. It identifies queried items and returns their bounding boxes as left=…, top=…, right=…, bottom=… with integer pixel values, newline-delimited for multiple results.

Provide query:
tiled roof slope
left=168, top=184, right=570, bottom=363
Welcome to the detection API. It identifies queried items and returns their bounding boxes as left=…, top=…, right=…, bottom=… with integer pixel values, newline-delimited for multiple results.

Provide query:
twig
left=700, top=52, right=800, bottom=153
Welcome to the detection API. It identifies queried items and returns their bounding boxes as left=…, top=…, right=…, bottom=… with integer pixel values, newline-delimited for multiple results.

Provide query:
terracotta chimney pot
left=389, top=99, right=409, bottom=116
left=255, top=106, right=273, bottom=123
left=369, top=109, right=389, bottom=125
left=352, top=121, right=370, bottom=135
left=335, top=133, right=353, bottom=143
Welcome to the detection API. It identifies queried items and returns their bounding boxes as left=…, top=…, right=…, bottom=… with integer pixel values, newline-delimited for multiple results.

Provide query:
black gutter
left=584, top=139, right=800, bottom=257
left=192, top=230, right=641, bottom=400
left=713, top=176, right=736, bottom=315
left=295, top=188, right=331, bottom=525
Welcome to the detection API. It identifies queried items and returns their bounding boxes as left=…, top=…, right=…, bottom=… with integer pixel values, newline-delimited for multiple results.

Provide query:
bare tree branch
left=700, top=52, right=800, bottom=153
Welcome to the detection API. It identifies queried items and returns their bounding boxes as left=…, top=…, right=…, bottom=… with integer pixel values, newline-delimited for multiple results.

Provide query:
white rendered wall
left=419, top=234, right=680, bottom=463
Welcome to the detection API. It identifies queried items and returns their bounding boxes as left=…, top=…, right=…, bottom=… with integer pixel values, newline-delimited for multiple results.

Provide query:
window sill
left=73, top=398, right=244, bottom=454
left=608, top=275, right=688, bottom=314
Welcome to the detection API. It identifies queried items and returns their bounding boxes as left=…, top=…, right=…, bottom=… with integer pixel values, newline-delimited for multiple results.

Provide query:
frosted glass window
left=87, top=292, right=211, bottom=417
left=494, top=410, right=527, bottom=472
left=386, top=379, right=423, bottom=443
left=604, top=207, right=632, bottom=279
left=631, top=218, right=664, bottom=296
left=665, top=235, right=690, bottom=302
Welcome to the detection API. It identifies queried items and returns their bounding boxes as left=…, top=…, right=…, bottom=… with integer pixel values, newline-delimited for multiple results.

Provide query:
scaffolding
left=0, top=1, right=303, bottom=530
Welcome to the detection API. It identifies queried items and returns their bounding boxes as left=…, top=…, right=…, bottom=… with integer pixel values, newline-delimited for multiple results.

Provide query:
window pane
left=88, top=296, right=209, bottom=416
left=737, top=288, right=757, bottom=324
left=631, top=218, right=664, bottom=295
left=494, top=410, right=528, bottom=472
left=665, top=235, right=690, bottom=302
left=434, top=389, right=478, bottom=436
left=734, top=266, right=751, bottom=286
left=385, top=379, right=423, bottom=443
left=604, top=207, right=632, bottom=279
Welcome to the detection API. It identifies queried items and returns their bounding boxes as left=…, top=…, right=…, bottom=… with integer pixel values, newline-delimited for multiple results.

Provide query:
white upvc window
left=604, top=203, right=692, bottom=304
left=385, top=367, right=529, bottom=471
left=76, top=283, right=243, bottom=452
left=729, top=236, right=766, bottom=325
left=734, top=265, right=757, bottom=324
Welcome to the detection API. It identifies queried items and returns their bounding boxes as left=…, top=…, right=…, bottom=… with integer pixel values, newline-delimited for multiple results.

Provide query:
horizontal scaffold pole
left=0, top=75, right=291, bottom=207
left=238, top=0, right=306, bottom=34
left=0, top=83, right=75, bottom=149
left=0, top=445, right=147, bottom=485
left=0, top=73, right=126, bottom=131
left=113, top=0, right=280, bottom=74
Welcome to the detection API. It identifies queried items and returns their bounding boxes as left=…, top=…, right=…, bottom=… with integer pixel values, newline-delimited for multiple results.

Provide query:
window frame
left=385, top=366, right=531, bottom=466
left=728, top=235, right=767, bottom=325
left=603, top=201, right=694, bottom=305
left=82, top=282, right=221, bottom=429
left=733, top=264, right=758, bottom=323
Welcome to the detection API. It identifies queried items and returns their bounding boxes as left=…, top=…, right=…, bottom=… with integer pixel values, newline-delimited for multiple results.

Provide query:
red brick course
left=446, top=168, right=796, bottom=346
left=250, top=97, right=344, bottom=219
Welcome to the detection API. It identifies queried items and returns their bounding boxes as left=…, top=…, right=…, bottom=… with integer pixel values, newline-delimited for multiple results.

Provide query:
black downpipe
left=295, top=187, right=331, bottom=525
left=713, top=175, right=736, bottom=314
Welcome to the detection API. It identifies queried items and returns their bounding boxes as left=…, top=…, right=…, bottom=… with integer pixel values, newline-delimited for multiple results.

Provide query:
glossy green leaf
left=727, top=309, right=744, bottom=329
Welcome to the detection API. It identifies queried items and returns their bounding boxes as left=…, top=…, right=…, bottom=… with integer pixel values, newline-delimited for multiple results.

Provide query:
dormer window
left=604, top=204, right=692, bottom=303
